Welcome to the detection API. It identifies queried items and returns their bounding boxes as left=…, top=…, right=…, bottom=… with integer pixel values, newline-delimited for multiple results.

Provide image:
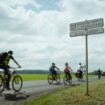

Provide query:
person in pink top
left=64, top=63, right=72, bottom=80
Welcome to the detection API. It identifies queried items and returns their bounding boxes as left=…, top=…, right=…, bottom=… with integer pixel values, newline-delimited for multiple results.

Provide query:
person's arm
left=68, top=66, right=73, bottom=71
left=11, top=56, right=21, bottom=68
left=55, top=66, right=60, bottom=70
left=13, top=58, right=21, bottom=68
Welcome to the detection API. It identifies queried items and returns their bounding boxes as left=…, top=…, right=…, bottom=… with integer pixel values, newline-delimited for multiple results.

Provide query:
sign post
left=85, top=31, right=89, bottom=95
left=70, top=18, right=104, bottom=95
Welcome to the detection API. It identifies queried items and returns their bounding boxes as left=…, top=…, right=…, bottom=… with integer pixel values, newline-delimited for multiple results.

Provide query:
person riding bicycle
left=49, top=63, right=60, bottom=79
left=76, top=62, right=83, bottom=81
left=0, top=50, right=21, bottom=90
left=97, top=68, right=102, bottom=79
left=64, top=63, right=72, bottom=80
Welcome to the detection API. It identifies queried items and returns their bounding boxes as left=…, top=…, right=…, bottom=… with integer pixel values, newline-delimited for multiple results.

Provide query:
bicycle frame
left=0, top=66, right=22, bottom=93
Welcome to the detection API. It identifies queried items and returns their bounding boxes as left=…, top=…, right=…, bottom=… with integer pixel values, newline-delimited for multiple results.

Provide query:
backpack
left=64, top=67, right=70, bottom=73
left=0, top=52, right=8, bottom=63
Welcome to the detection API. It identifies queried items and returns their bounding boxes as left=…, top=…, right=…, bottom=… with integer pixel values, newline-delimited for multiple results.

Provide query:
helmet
left=8, top=50, right=13, bottom=55
left=52, top=63, right=55, bottom=65
left=65, top=63, right=68, bottom=66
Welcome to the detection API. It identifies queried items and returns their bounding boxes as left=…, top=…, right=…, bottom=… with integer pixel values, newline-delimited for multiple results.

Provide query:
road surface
left=0, top=76, right=105, bottom=105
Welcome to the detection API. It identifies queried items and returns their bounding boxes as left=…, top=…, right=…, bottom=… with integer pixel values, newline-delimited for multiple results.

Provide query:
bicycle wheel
left=63, top=75, right=67, bottom=85
left=63, top=75, right=72, bottom=85
left=12, top=75, right=23, bottom=92
left=0, top=75, right=4, bottom=93
left=48, top=74, right=53, bottom=84
left=68, top=76, right=72, bottom=84
left=56, top=74, right=60, bottom=84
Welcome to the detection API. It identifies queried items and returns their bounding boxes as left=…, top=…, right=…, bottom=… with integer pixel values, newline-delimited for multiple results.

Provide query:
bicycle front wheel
left=63, top=75, right=67, bottom=85
left=12, top=75, right=23, bottom=92
left=56, top=74, right=60, bottom=84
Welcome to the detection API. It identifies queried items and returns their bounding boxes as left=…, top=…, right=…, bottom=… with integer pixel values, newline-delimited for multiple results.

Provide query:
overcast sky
left=0, top=0, right=105, bottom=72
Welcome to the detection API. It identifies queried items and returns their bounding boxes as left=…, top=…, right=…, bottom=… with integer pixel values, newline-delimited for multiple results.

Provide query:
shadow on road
left=70, top=83, right=81, bottom=87
left=4, top=92, right=30, bottom=101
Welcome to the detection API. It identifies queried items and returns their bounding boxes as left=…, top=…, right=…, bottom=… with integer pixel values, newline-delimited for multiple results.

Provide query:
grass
left=20, top=74, right=48, bottom=81
left=0, top=72, right=97, bottom=81
left=19, top=74, right=65, bottom=81
left=21, top=80, right=105, bottom=105
left=20, top=73, right=96, bottom=81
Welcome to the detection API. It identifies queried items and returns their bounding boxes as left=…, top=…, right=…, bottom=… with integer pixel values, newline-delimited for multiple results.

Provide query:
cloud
left=0, top=0, right=105, bottom=71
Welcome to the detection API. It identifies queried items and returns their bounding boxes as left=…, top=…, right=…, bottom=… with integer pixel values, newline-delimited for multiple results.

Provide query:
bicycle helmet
left=52, top=63, right=55, bottom=65
left=65, top=63, right=68, bottom=66
left=8, top=50, right=13, bottom=55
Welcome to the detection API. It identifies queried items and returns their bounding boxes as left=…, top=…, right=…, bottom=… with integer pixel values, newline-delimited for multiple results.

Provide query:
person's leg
left=68, top=73, right=72, bottom=80
left=4, top=66, right=11, bottom=89
left=81, top=71, right=83, bottom=79
left=54, top=70, right=57, bottom=79
left=65, top=73, right=67, bottom=79
left=52, top=70, right=56, bottom=80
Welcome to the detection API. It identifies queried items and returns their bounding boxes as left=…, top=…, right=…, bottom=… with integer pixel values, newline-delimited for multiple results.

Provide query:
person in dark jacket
left=0, top=50, right=21, bottom=90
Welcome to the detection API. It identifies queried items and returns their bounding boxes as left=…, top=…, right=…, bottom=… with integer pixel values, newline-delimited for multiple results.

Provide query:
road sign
left=70, top=18, right=104, bottom=31
left=87, top=27, right=104, bottom=35
left=70, top=27, right=104, bottom=37
left=70, top=30, right=87, bottom=37
left=69, top=18, right=104, bottom=96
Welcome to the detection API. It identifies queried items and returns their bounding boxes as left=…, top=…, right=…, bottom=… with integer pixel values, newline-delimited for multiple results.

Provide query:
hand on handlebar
left=18, top=65, right=21, bottom=68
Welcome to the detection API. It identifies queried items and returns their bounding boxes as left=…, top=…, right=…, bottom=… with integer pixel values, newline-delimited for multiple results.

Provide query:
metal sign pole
left=70, top=18, right=104, bottom=96
left=85, top=33, right=89, bottom=95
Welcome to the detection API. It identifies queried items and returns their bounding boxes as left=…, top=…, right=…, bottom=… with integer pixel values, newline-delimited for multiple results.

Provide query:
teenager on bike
left=76, top=62, right=83, bottom=81
left=0, top=50, right=21, bottom=90
left=64, top=63, right=72, bottom=80
left=49, top=63, right=60, bottom=79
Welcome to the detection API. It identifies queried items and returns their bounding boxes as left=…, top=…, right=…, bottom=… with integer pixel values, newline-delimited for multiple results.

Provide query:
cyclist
left=49, top=63, right=60, bottom=79
left=0, top=50, right=21, bottom=90
left=97, top=68, right=102, bottom=79
left=76, top=62, right=83, bottom=81
left=64, top=63, right=72, bottom=80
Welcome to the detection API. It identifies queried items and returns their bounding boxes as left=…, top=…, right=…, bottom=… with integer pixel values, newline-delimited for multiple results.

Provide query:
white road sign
left=70, top=18, right=104, bottom=31
left=70, top=27, right=104, bottom=37
left=70, top=30, right=87, bottom=37
left=69, top=18, right=104, bottom=95
left=87, top=27, right=104, bottom=35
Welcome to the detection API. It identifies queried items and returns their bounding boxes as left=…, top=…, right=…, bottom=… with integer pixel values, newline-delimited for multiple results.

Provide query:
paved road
left=4, top=79, right=72, bottom=94
left=3, top=76, right=104, bottom=94
left=0, top=76, right=105, bottom=105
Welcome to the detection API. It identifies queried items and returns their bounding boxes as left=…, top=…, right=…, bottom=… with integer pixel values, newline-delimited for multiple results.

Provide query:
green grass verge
left=21, top=80, right=105, bottom=105
left=19, top=74, right=96, bottom=81
left=20, top=74, right=48, bottom=81
left=20, top=74, right=96, bottom=81
left=19, top=74, right=65, bottom=81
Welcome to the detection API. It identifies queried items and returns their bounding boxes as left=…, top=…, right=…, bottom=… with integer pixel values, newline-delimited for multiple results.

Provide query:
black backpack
left=0, top=52, right=8, bottom=63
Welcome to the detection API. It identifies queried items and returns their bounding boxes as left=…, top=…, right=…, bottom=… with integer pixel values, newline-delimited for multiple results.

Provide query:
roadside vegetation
left=20, top=74, right=96, bottom=81
left=21, top=80, right=105, bottom=105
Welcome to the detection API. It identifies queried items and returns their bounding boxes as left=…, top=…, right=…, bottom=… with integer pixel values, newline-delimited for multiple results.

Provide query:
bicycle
left=63, top=74, right=72, bottom=85
left=48, top=73, right=60, bottom=85
left=0, top=67, right=23, bottom=93
left=75, top=71, right=83, bottom=82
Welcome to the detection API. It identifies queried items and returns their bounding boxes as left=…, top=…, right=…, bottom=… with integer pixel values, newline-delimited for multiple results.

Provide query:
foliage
left=21, top=80, right=105, bottom=105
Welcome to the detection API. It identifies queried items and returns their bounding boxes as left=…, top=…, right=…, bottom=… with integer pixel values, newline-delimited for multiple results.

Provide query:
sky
left=0, top=0, right=105, bottom=72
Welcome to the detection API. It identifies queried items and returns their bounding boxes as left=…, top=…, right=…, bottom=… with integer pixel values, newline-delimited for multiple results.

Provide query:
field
left=21, top=80, right=105, bottom=105
left=20, top=74, right=96, bottom=81
left=20, top=74, right=49, bottom=81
